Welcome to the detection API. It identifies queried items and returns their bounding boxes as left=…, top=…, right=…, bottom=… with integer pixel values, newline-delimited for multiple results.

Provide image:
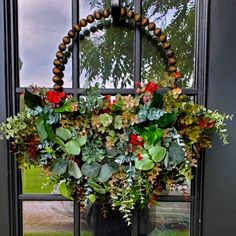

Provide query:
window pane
left=80, top=203, right=131, bottom=236
left=22, top=166, right=53, bottom=194
left=140, top=202, right=190, bottom=236
left=79, top=0, right=134, bottom=89
left=23, top=201, right=74, bottom=235
left=18, top=0, right=72, bottom=88
left=141, top=0, right=195, bottom=88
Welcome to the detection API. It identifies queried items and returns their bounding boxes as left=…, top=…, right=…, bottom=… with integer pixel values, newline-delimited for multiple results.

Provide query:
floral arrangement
left=0, top=74, right=232, bottom=224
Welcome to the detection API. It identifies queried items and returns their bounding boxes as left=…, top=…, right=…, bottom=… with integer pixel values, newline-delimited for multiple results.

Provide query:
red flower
left=144, top=82, right=158, bottom=95
left=129, top=134, right=144, bottom=147
left=199, top=119, right=205, bottom=128
left=137, top=154, right=143, bottom=160
left=175, top=71, right=181, bottom=79
left=47, top=90, right=65, bottom=104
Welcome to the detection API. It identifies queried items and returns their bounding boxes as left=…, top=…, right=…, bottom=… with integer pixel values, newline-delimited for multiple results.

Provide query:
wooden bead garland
left=52, top=7, right=179, bottom=91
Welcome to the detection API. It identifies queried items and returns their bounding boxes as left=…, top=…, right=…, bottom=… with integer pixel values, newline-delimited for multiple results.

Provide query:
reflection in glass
left=79, top=0, right=134, bottom=89
left=140, top=202, right=190, bottom=236
left=22, top=166, right=53, bottom=194
left=18, top=0, right=72, bottom=88
left=80, top=202, right=131, bottom=236
left=142, top=0, right=195, bottom=88
left=23, top=201, right=73, bottom=235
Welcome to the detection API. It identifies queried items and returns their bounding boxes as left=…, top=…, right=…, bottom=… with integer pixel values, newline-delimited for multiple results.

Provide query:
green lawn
left=22, top=166, right=53, bottom=193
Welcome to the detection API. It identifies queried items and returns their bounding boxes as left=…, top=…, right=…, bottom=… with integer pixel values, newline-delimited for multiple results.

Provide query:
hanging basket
left=0, top=7, right=232, bottom=226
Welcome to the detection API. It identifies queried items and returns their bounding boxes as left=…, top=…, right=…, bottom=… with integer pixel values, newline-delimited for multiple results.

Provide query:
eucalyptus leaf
left=56, top=127, right=72, bottom=141
left=65, top=140, right=81, bottom=155
left=149, top=145, right=166, bottom=162
left=135, top=158, right=154, bottom=171
left=77, top=135, right=87, bottom=146
left=97, top=163, right=114, bottom=182
left=51, top=159, right=68, bottom=175
left=81, top=162, right=101, bottom=178
left=169, top=141, right=185, bottom=164
left=68, top=160, right=82, bottom=179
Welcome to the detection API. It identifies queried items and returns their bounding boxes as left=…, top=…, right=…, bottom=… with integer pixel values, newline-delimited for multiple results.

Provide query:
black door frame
left=0, top=0, right=209, bottom=235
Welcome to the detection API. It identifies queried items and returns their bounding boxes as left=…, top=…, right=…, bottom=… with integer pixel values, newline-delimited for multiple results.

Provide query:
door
left=0, top=0, right=208, bottom=235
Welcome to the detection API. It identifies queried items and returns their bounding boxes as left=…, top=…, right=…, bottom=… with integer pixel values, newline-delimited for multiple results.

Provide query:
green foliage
left=56, top=127, right=72, bottom=141
left=168, top=141, right=185, bottom=164
left=81, top=162, right=101, bottom=178
left=68, top=160, right=82, bottom=179
left=142, top=125, right=163, bottom=145
left=149, top=144, right=166, bottom=162
left=24, top=89, right=43, bottom=109
left=65, top=140, right=81, bottom=155
left=51, top=159, right=68, bottom=176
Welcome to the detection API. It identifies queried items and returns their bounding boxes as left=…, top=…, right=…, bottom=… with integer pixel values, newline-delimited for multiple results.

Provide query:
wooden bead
left=56, top=51, right=64, bottom=59
left=97, top=22, right=103, bottom=29
left=63, top=36, right=71, bottom=45
left=58, top=43, right=66, bottom=51
left=148, top=22, right=156, bottom=31
left=53, top=67, right=61, bottom=75
left=120, top=7, right=126, bottom=17
left=64, top=51, right=71, bottom=58
left=163, top=42, right=171, bottom=49
left=61, top=57, right=68, bottom=64
left=141, top=18, right=149, bottom=27
left=154, top=28, right=162, bottom=36
left=159, top=34, right=166, bottom=42
left=94, top=10, right=102, bottom=20
left=53, top=84, right=63, bottom=91
left=73, top=24, right=81, bottom=32
left=53, top=76, right=62, bottom=83
left=68, top=30, right=76, bottom=38
left=103, top=9, right=110, bottom=18
left=168, top=65, right=177, bottom=73
left=53, top=59, right=61, bottom=67
left=84, top=29, right=90, bottom=37
left=166, top=49, right=174, bottom=57
left=90, top=26, right=97, bottom=33
left=80, top=19, right=87, bottom=27
left=168, top=57, right=177, bottom=65
left=134, top=13, right=142, bottom=22
left=87, top=15, right=94, bottom=23
left=58, top=72, right=64, bottom=78
left=127, top=10, right=134, bottom=19
left=59, top=65, right=65, bottom=71
left=79, top=33, right=85, bottom=40
left=55, top=79, right=64, bottom=86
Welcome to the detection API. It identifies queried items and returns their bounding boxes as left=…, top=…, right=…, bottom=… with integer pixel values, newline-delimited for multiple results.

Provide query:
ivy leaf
left=169, top=141, right=185, bottom=164
left=68, top=160, right=82, bottom=179
left=158, top=112, right=177, bottom=128
left=56, top=127, right=72, bottom=141
left=149, top=145, right=166, bottom=162
left=35, top=116, right=48, bottom=141
left=81, top=162, right=101, bottom=178
left=24, top=89, right=43, bottom=109
left=150, top=93, right=163, bottom=108
left=51, top=159, right=68, bottom=175
left=65, top=140, right=81, bottom=155
left=97, top=163, right=114, bottom=182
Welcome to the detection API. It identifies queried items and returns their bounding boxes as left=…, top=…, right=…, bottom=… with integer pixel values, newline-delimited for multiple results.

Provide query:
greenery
left=24, top=232, right=92, bottom=236
left=0, top=79, right=232, bottom=225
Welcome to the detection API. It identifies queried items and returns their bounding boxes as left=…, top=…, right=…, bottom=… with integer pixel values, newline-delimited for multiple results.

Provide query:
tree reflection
left=79, top=0, right=195, bottom=88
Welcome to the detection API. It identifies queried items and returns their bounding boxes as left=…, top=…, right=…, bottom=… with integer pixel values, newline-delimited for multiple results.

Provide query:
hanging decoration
left=0, top=7, right=232, bottom=225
